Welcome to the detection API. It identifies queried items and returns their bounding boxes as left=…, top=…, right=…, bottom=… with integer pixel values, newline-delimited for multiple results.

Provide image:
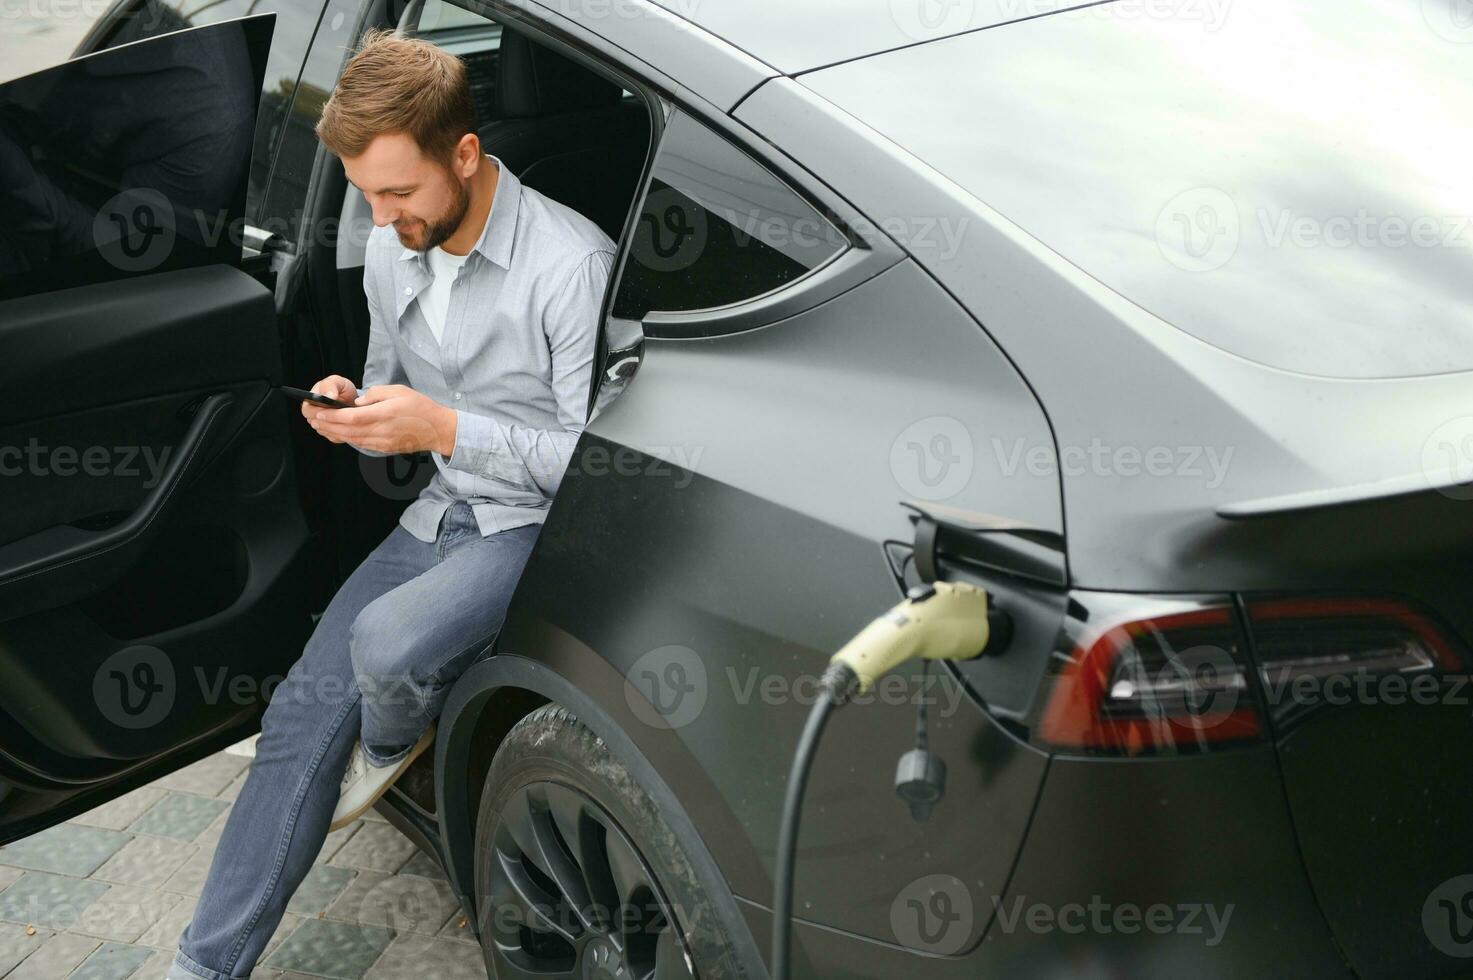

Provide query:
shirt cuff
left=446, top=408, right=526, bottom=486
left=445, top=410, right=565, bottom=494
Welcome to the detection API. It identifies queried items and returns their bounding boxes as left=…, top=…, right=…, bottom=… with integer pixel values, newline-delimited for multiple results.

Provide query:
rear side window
left=612, top=111, right=845, bottom=318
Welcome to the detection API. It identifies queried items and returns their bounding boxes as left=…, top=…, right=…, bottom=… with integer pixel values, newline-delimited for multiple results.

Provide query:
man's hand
left=307, top=384, right=457, bottom=456
left=301, top=375, right=359, bottom=426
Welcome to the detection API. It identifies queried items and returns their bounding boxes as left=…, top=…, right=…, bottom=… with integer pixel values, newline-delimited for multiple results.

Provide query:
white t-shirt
left=420, top=245, right=472, bottom=344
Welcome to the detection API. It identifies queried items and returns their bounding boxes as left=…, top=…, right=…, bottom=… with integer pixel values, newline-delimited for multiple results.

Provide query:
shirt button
left=453, top=392, right=463, bottom=400
left=403, top=286, right=413, bottom=295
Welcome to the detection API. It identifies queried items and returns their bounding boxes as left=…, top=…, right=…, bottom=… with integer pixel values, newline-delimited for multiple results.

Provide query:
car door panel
left=0, top=15, right=325, bottom=843
left=1, top=264, right=281, bottom=417
left=0, top=387, right=314, bottom=770
left=0, top=390, right=235, bottom=619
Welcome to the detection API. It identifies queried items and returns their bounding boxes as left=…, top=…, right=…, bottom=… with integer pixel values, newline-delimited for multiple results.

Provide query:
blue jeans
left=170, top=503, right=539, bottom=980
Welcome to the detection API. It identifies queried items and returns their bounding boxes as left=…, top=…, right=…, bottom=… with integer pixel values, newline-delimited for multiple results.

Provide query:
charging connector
left=830, top=581, right=992, bottom=691
left=895, top=660, right=945, bottom=822
left=770, top=580, right=997, bottom=980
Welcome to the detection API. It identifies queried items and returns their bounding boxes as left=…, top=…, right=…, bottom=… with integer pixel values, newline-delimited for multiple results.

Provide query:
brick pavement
left=0, top=748, right=487, bottom=979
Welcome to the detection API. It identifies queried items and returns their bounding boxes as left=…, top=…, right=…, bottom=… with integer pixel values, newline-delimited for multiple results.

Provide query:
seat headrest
left=494, top=27, right=623, bottom=118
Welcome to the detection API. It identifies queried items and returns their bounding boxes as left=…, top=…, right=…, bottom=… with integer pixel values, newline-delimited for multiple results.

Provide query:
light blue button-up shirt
left=358, top=154, right=615, bottom=541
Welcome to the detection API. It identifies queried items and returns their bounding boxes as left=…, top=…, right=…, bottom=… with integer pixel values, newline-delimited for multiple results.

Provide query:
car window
left=417, top=0, right=497, bottom=33
left=100, top=0, right=329, bottom=234
left=0, top=17, right=270, bottom=301
left=260, top=0, right=366, bottom=250
left=408, top=0, right=503, bottom=140
left=611, top=110, right=846, bottom=320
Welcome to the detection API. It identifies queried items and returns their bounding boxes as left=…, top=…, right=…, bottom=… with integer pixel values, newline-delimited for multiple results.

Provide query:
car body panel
left=588, top=259, right=1064, bottom=545
left=1273, top=704, right=1473, bottom=977
left=454, top=240, right=1066, bottom=951
left=731, top=757, right=1350, bottom=980
left=753, top=16, right=1473, bottom=977
left=999, top=749, right=1350, bottom=977
left=737, top=73, right=1473, bottom=594
left=467, top=433, right=1055, bottom=949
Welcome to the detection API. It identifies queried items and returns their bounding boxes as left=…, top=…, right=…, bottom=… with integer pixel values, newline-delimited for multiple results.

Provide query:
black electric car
left=3, top=0, right=1472, bottom=977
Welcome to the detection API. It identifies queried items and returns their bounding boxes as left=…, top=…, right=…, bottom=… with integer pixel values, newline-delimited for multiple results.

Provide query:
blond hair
left=315, top=28, right=477, bottom=164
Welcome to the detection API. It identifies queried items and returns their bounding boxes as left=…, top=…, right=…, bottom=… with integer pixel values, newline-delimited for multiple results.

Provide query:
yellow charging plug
left=829, top=581, right=991, bottom=693
left=773, top=578, right=997, bottom=980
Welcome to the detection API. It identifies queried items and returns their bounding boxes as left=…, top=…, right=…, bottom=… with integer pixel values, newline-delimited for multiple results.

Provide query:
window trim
left=640, top=244, right=886, bottom=340
left=611, top=106, right=850, bottom=332
left=631, top=112, right=904, bottom=338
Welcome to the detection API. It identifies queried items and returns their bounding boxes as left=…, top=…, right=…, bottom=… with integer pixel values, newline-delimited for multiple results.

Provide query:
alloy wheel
left=483, top=779, right=698, bottom=980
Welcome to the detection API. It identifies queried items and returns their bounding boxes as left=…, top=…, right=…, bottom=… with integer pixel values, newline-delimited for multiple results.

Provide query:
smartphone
left=279, top=385, right=351, bottom=410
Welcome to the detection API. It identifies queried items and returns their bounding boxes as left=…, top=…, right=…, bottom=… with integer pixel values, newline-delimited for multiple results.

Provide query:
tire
left=473, top=704, right=754, bottom=980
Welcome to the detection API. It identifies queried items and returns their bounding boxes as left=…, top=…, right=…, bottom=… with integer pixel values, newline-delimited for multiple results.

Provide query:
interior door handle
left=0, top=392, right=235, bottom=622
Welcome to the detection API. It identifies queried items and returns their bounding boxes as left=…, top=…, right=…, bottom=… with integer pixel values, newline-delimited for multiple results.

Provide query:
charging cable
left=770, top=580, right=994, bottom=980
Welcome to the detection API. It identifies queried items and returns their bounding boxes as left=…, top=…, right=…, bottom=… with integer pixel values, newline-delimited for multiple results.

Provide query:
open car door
left=0, top=15, right=324, bottom=843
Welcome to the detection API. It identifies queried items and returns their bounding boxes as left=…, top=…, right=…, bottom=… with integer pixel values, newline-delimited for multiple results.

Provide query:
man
left=169, top=28, right=614, bottom=980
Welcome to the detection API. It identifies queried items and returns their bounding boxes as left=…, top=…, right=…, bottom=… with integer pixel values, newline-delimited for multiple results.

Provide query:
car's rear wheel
left=473, top=704, right=751, bottom=980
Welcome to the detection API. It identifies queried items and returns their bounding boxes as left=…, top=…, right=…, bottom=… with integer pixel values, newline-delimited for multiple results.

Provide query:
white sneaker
left=329, top=725, right=436, bottom=831
left=224, top=734, right=260, bottom=759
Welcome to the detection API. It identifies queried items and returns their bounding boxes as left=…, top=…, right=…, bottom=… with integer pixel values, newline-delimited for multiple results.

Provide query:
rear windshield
left=825, top=0, right=1473, bottom=378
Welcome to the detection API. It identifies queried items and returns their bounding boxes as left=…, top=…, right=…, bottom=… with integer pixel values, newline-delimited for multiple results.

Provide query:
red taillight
left=1034, top=594, right=1467, bottom=755
left=1038, top=602, right=1261, bottom=755
left=1247, top=596, right=1465, bottom=729
left=1248, top=596, right=1461, bottom=669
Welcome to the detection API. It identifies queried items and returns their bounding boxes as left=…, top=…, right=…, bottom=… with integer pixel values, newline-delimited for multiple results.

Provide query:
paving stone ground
left=0, top=5, right=94, bottom=85
left=0, top=748, right=487, bottom=979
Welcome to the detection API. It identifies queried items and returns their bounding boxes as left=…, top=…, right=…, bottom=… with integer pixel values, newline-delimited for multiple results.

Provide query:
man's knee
left=349, top=594, right=429, bottom=693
